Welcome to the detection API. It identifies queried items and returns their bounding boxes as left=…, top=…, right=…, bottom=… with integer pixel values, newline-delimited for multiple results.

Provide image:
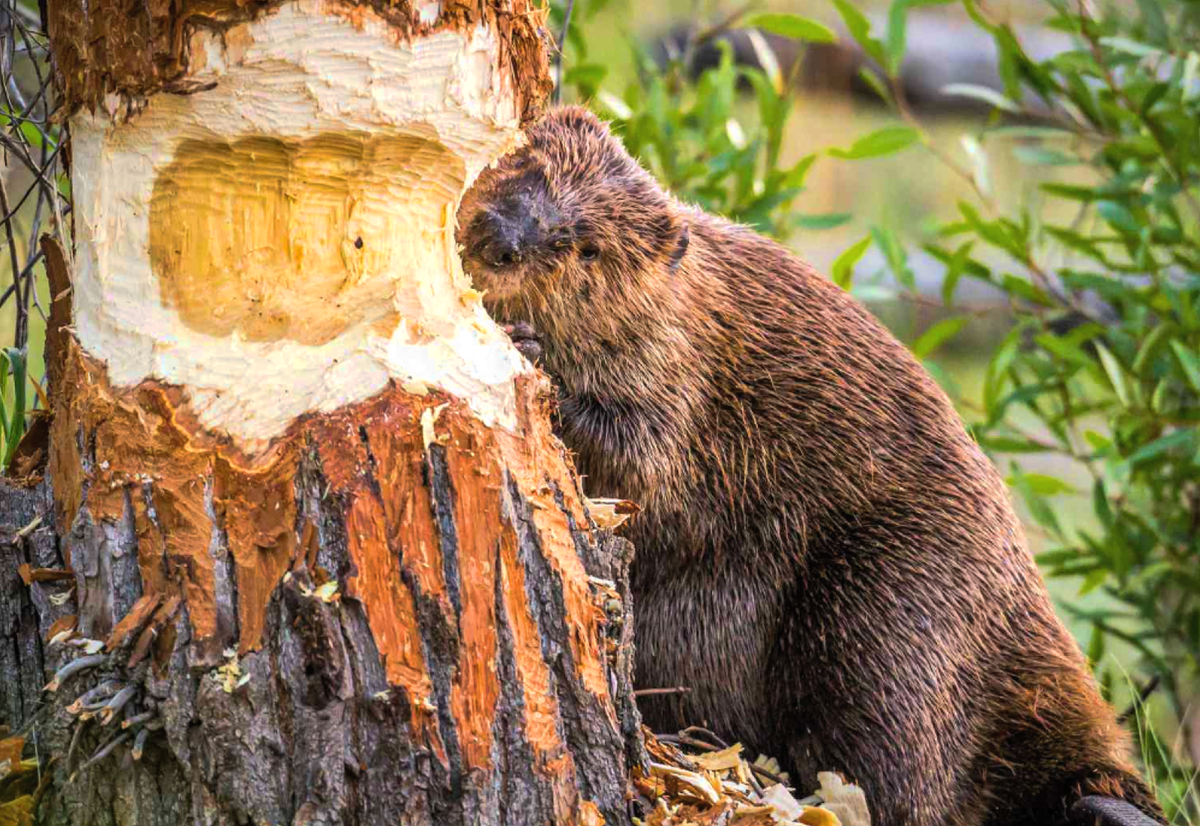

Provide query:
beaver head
left=456, top=107, right=689, bottom=326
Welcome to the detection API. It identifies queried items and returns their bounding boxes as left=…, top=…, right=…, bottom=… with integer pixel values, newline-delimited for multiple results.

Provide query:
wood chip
left=586, top=497, right=640, bottom=529
left=637, top=730, right=872, bottom=826
left=16, top=564, right=74, bottom=585
left=649, top=762, right=721, bottom=805
left=693, top=743, right=744, bottom=772
left=816, top=773, right=872, bottom=826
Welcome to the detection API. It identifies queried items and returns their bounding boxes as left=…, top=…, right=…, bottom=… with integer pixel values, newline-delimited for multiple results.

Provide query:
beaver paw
left=503, top=322, right=543, bottom=364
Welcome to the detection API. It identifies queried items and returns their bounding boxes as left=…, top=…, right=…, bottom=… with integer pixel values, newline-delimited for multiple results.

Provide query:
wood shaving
left=636, top=730, right=873, bottom=826
left=587, top=497, right=641, bottom=529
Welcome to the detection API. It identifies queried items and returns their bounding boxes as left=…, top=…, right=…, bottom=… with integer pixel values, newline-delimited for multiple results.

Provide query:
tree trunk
left=0, top=2, right=643, bottom=823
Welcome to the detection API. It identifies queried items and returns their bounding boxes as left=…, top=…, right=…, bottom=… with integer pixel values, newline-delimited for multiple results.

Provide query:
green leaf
left=744, top=13, right=837, bottom=44
left=976, top=435, right=1052, bottom=454
left=1004, top=472, right=1076, bottom=496
left=793, top=212, right=852, bottom=230
left=1009, top=465, right=1064, bottom=537
left=0, top=350, right=10, bottom=445
left=829, top=126, right=920, bottom=160
left=1094, top=342, right=1133, bottom=407
left=941, top=242, right=974, bottom=306
left=1124, top=429, right=1197, bottom=467
left=1170, top=341, right=1200, bottom=392
left=1135, top=0, right=1168, bottom=43
left=1079, top=568, right=1108, bottom=596
left=1087, top=623, right=1106, bottom=664
left=1035, top=333, right=1093, bottom=367
left=885, top=0, right=956, bottom=75
left=782, top=154, right=818, bottom=190
left=940, top=83, right=1020, bottom=113
left=563, top=63, right=608, bottom=89
left=828, top=0, right=887, bottom=67
left=832, top=235, right=872, bottom=291
left=1096, top=200, right=1141, bottom=236
left=1037, top=547, right=1082, bottom=567
left=1040, top=183, right=1097, bottom=201
left=594, top=90, right=632, bottom=120
left=983, top=327, right=1022, bottom=414
left=1000, top=274, right=1054, bottom=307
left=1, top=348, right=26, bottom=472
left=1131, top=323, right=1172, bottom=375
left=912, top=317, right=968, bottom=360
left=871, top=225, right=914, bottom=290
left=1092, top=479, right=1114, bottom=529
left=1099, top=36, right=1161, bottom=58
left=856, top=68, right=892, bottom=104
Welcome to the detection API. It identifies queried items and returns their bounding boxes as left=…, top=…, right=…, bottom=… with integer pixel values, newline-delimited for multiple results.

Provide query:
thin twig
left=1117, top=674, right=1162, bottom=725
left=679, top=726, right=728, bottom=749
left=682, top=0, right=759, bottom=75
left=552, top=0, right=575, bottom=106
left=633, top=686, right=693, bottom=698
left=74, top=731, right=131, bottom=777
left=747, top=761, right=788, bottom=787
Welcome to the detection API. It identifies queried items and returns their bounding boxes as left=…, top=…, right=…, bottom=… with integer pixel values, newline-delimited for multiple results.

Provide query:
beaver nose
left=477, top=196, right=542, bottom=268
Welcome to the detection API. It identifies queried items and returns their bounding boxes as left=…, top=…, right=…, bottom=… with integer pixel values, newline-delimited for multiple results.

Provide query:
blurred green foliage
left=551, top=0, right=846, bottom=237
left=832, top=0, right=1200, bottom=816
left=553, top=0, right=1199, bottom=816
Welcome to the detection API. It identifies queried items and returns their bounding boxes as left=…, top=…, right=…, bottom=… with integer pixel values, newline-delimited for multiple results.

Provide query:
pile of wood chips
left=634, top=729, right=872, bottom=826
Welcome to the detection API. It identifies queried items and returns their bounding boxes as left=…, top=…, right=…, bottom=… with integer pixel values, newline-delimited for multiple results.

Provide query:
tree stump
left=0, top=2, right=644, bottom=823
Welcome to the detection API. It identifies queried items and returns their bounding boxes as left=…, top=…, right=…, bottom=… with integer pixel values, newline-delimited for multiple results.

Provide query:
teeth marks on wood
left=502, top=472, right=628, bottom=823
left=399, top=562, right=466, bottom=800
left=357, top=426, right=382, bottom=500
left=425, top=444, right=464, bottom=621
left=109, top=487, right=143, bottom=629
left=206, top=476, right=240, bottom=651
left=490, top=540, right=554, bottom=823
left=298, top=456, right=356, bottom=584
left=553, top=485, right=646, bottom=771
left=271, top=576, right=354, bottom=817
left=70, top=486, right=139, bottom=642
left=279, top=573, right=346, bottom=710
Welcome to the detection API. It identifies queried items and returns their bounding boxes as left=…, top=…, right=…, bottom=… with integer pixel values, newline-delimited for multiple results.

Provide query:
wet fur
left=457, top=107, right=1162, bottom=826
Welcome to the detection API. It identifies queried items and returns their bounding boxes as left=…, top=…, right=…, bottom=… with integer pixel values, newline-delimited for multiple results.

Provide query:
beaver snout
left=471, top=194, right=546, bottom=269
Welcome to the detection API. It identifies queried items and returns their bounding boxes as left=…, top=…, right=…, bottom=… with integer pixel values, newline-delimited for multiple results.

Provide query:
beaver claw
left=503, top=322, right=543, bottom=364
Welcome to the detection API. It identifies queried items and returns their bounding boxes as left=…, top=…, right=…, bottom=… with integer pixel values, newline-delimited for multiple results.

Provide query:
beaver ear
left=666, top=221, right=690, bottom=275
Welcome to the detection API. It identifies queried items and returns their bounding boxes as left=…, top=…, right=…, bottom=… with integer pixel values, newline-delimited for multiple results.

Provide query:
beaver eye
left=579, top=244, right=601, bottom=261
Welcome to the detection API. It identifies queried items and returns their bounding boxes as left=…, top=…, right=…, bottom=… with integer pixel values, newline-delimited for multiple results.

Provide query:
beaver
left=455, top=106, right=1164, bottom=826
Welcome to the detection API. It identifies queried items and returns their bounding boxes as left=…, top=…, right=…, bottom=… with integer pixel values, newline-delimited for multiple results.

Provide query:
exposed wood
left=0, top=0, right=645, bottom=823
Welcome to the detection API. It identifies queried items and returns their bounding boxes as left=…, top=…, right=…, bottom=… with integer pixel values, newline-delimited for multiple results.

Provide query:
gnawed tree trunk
left=0, top=2, right=643, bottom=824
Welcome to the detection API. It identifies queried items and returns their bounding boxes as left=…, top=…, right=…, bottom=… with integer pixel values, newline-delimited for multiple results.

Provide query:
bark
left=2, top=355, right=642, bottom=825
left=0, top=1, right=644, bottom=823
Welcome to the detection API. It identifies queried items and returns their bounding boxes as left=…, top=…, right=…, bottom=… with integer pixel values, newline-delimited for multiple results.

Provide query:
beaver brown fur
left=456, top=106, right=1164, bottom=826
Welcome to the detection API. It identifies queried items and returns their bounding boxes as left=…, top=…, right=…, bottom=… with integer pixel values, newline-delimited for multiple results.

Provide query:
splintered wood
left=636, top=732, right=873, bottom=826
